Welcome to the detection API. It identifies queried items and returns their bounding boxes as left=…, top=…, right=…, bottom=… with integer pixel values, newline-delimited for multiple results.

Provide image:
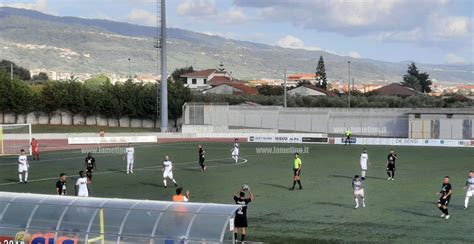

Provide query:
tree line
left=0, top=63, right=192, bottom=128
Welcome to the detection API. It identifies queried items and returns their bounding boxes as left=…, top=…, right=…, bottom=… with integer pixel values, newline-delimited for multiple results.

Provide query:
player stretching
left=84, top=153, right=96, bottom=183
left=352, top=175, right=366, bottom=208
left=464, top=171, right=474, bottom=209
left=18, top=149, right=29, bottom=184
left=360, top=148, right=369, bottom=180
left=198, top=144, right=206, bottom=171
left=124, top=143, right=135, bottom=174
left=437, top=176, right=452, bottom=220
left=231, top=138, right=239, bottom=164
left=162, top=155, right=177, bottom=188
left=289, top=153, right=302, bottom=190
left=75, top=170, right=89, bottom=197
left=386, top=149, right=397, bottom=180
left=31, top=138, right=39, bottom=160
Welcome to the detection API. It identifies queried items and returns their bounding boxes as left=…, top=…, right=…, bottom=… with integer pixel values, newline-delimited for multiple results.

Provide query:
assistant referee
left=290, top=153, right=302, bottom=190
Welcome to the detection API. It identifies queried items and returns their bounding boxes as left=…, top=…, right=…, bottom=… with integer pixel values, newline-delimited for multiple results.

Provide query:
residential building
left=203, top=82, right=257, bottom=95
left=372, top=83, right=418, bottom=96
left=287, top=85, right=336, bottom=96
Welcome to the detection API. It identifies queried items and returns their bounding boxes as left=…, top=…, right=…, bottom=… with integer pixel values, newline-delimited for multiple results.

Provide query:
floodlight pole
left=348, top=61, right=351, bottom=108
left=283, top=69, right=287, bottom=108
left=10, top=63, right=13, bottom=81
left=159, top=0, right=168, bottom=131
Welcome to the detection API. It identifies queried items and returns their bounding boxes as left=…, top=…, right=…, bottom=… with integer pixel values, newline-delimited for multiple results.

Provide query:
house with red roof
left=181, top=62, right=242, bottom=90
left=287, top=85, right=336, bottom=97
left=372, top=83, right=418, bottom=96
left=203, top=82, right=258, bottom=95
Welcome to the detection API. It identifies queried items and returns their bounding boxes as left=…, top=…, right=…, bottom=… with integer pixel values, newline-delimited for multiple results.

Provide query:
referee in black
left=198, top=144, right=206, bottom=171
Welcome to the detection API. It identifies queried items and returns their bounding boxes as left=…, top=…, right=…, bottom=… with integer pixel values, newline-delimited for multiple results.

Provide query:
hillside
left=0, top=7, right=472, bottom=82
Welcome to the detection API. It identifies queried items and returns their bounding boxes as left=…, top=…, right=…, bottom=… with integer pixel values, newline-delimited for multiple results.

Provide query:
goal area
left=0, top=124, right=32, bottom=156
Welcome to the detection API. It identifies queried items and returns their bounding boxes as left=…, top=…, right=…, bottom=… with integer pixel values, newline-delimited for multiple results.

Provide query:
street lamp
left=348, top=60, right=351, bottom=108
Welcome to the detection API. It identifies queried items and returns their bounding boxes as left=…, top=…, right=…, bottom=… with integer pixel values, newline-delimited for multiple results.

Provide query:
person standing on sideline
left=290, top=153, right=302, bottom=190
left=233, top=186, right=254, bottom=243
left=172, top=187, right=190, bottom=202
left=18, top=149, right=29, bottom=184
left=56, top=173, right=67, bottom=195
left=344, top=128, right=352, bottom=145
left=31, top=138, right=39, bottom=160
left=198, top=144, right=206, bottom=172
left=360, top=148, right=369, bottom=180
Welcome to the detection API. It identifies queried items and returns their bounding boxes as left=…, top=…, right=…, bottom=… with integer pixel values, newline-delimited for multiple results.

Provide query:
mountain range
left=0, top=7, right=472, bottom=83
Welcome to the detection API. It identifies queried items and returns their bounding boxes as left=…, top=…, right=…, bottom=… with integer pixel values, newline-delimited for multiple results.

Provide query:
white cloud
left=445, top=53, right=467, bottom=64
left=434, top=16, right=471, bottom=38
left=225, top=7, right=247, bottom=24
left=127, top=9, right=156, bottom=26
left=348, top=51, right=361, bottom=59
left=0, top=0, right=48, bottom=12
left=177, top=0, right=217, bottom=16
left=276, top=35, right=321, bottom=51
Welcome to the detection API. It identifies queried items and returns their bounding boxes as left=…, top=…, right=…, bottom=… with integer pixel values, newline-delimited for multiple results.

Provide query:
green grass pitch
left=0, top=142, right=473, bottom=243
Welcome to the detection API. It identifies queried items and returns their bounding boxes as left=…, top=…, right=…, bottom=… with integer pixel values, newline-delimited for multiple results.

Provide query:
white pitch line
left=0, top=156, right=251, bottom=186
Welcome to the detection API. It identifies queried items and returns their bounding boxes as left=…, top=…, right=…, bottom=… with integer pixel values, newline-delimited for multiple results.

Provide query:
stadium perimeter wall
left=184, top=104, right=474, bottom=139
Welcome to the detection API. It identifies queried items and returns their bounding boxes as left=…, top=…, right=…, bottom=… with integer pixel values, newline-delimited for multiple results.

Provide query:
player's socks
left=241, top=234, right=246, bottom=242
left=163, top=180, right=167, bottom=187
left=234, top=233, right=237, bottom=240
left=386, top=171, right=391, bottom=178
left=172, top=179, right=177, bottom=187
left=391, top=171, right=395, bottom=179
left=297, top=180, right=302, bottom=189
left=24, top=172, right=28, bottom=182
left=444, top=208, right=449, bottom=215
left=19, top=174, right=23, bottom=183
left=465, top=197, right=469, bottom=208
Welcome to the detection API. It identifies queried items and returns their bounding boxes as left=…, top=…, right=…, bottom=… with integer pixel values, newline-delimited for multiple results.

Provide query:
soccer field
left=0, top=142, right=473, bottom=243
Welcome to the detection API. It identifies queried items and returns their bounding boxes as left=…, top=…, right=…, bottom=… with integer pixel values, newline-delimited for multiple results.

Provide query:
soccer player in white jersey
left=124, top=143, right=135, bottom=174
left=352, top=175, right=366, bottom=209
left=464, top=171, right=474, bottom=209
left=162, top=155, right=177, bottom=188
left=359, top=149, right=369, bottom=180
left=18, top=149, right=29, bottom=184
left=231, top=138, right=239, bottom=164
left=75, top=170, right=89, bottom=197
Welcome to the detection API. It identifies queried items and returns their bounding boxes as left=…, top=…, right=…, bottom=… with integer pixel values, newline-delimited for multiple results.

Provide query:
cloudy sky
left=2, top=0, right=473, bottom=65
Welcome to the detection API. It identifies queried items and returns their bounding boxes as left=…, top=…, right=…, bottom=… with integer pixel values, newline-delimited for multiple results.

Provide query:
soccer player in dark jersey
left=386, top=149, right=397, bottom=180
left=56, top=173, right=67, bottom=195
left=198, top=144, right=206, bottom=172
left=233, top=186, right=254, bottom=243
left=84, top=153, right=96, bottom=183
left=437, top=176, right=452, bottom=220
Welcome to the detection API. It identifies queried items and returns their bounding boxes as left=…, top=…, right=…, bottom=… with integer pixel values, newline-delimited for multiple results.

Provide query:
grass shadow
left=260, top=183, right=290, bottom=190
left=394, top=208, right=439, bottom=219
left=314, top=201, right=354, bottom=209
left=140, top=182, right=163, bottom=188
left=328, top=174, right=353, bottom=179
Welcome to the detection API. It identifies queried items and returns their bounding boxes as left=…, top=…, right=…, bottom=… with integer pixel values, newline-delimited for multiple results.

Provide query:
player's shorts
left=354, top=189, right=365, bottom=197
left=163, top=170, right=173, bottom=179
left=466, top=190, right=474, bottom=197
left=86, top=169, right=93, bottom=179
left=438, top=196, right=450, bottom=206
left=293, top=169, right=301, bottom=176
left=18, top=165, right=28, bottom=173
left=234, top=214, right=248, bottom=228
left=232, top=150, right=239, bottom=156
left=127, top=157, right=134, bottom=165
left=387, top=164, right=395, bottom=170
left=360, top=165, right=367, bottom=171
left=77, top=192, right=89, bottom=197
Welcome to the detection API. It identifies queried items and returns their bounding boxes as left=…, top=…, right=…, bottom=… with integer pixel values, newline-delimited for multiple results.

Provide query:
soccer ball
left=242, top=184, right=249, bottom=191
